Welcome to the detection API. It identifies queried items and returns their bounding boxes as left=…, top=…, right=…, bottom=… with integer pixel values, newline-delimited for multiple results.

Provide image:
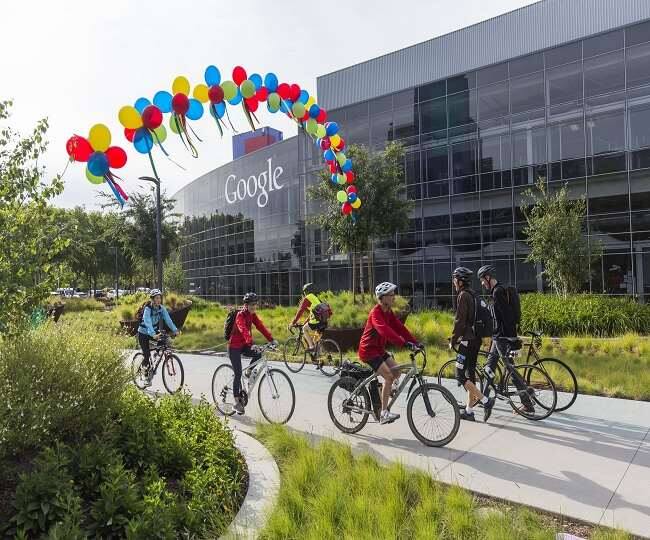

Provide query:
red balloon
left=346, top=171, right=355, bottom=183
left=65, top=135, right=93, bottom=162
left=289, top=84, right=301, bottom=102
left=208, top=85, right=224, bottom=104
left=277, top=83, right=291, bottom=100
left=329, top=163, right=337, bottom=173
left=316, top=108, right=327, bottom=123
left=105, top=146, right=127, bottom=169
left=172, top=93, right=189, bottom=115
left=142, top=105, right=162, bottom=130
left=256, top=87, right=269, bottom=102
left=338, top=138, right=346, bottom=150
left=124, top=128, right=136, bottom=142
left=301, top=110, right=310, bottom=122
left=342, top=202, right=353, bottom=215
left=245, top=96, right=259, bottom=112
left=346, top=185, right=357, bottom=194
left=232, top=66, right=247, bottom=86
left=320, top=138, right=331, bottom=150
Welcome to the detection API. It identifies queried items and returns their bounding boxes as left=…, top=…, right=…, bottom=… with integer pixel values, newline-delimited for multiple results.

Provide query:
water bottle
left=484, top=364, right=495, bottom=380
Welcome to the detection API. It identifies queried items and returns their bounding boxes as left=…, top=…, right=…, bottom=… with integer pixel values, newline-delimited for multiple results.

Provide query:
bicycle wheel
left=407, top=383, right=460, bottom=447
left=162, top=353, right=184, bottom=394
left=327, top=376, right=371, bottom=434
left=437, top=359, right=485, bottom=408
left=257, top=368, right=296, bottom=425
left=504, top=364, right=556, bottom=421
left=283, top=336, right=306, bottom=373
left=532, top=357, right=578, bottom=412
left=130, top=352, right=148, bottom=390
left=317, top=338, right=342, bottom=377
left=212, top=364, right=236, bottom=416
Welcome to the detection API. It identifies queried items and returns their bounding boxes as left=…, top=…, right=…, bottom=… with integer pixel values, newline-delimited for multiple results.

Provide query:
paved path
left=150, top=352, right=650, bottom=538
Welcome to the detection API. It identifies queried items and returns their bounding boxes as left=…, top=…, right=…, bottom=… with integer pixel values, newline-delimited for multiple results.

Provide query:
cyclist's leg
left=499, top=338, right=534, bottom=408
left=242, top=345, right=262, bottom=372
left=138, top=332, right=152, bottom=369
left=303, top=321, right=315, bottom=350
left=229, top=347, right=243, bottom=398
left=376, top=354, right=398, bottom=412
left=456, top=341, right=487, bottom=415
left=485, top=339, right=500, bottom=381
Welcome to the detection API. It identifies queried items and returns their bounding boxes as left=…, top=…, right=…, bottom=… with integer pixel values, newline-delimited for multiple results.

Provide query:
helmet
left=452, top=267, right=473, bottom=284
left=477, top=265, right=497, bottom=280
left=302, top=283, right=314, bottom=294
left=375, top=282, right=397, bottom=300
left=149, top=288, right=162, bottom=298
left=243, top=292, right=258, bottom=304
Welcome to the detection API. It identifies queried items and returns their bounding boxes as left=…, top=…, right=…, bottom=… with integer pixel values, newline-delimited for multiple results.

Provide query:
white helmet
left=149, top=288, right=162, bottom=298
left=375, top=282, right=397, bottom=300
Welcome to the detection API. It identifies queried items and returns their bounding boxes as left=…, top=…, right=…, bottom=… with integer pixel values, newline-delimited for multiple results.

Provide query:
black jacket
left=491, top=283, right=517, bottom=338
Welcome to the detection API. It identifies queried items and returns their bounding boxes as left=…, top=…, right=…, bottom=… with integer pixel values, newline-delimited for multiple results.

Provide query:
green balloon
left=292, top=102, right=306, bottom=118
left=336, top=190, right=348, bottom=203
left=86, top=168, right=104, bottom=184
left=221, top=81, right=238, bottom=101
left=316, top=124, right=326, bottom=138
left=154, top=125, right=167, bottom=143
left=337, top=174, right=347, bottom=185
left=240, top=80, right=256, bottom=99
left=336, top=152, right=347, bottom=166
left=268, top=93, right=281, bottom=111
left=305, top=118, right=318, bottom=135
left=169, top=116, right=180, bottom=134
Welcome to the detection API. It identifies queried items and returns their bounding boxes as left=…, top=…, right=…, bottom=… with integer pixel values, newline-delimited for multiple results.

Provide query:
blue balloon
left=324, top=149, right=335, bottom=161
left=315, top=137, right=322, bottom=147
left=133, top=128, right=154, bottom=154
left=250, top=73, right=263, bottom=90
left=228, top=91, right=242, bottom=106
left=342, top=159, right=353, bottom=172
left=309, top=104, right=320, bottom=118
left=280, top=99, right=293, bottom=113
left=87, top=152, right=109, bottom=177
left=186, top=98, right=204, bottom=120
left=134, top=97, right=151, bottom=114
left=153, top=91, right=173, bottom=113
left=348, top=192, right=358, bottom=203
left=299, top=90, right=309, bottom=104
left=264, top=72, right=279, bottom=92
left=211, top=101, right=226, bottom=119
left=205, top=65, right=221, bottom=86
left=326, top=122, right=339, bottom=136
left=331, top=174, right=338, bottom=184
left=267, top=101, right=280, bottom=114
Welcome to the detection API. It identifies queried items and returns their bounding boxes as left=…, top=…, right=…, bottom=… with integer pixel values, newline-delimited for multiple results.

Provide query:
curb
left=220, top=429, right=281, bottom=540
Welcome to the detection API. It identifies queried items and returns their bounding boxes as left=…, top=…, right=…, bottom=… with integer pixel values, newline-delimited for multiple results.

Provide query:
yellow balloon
left=172, top=76, right=190, bottom=95
left=85, top=168, right=104, bottom=185
left=88, top=123, right=111, bottom=151
left=306, top=96, right=316, bottom=108
left=118, top=105, right=142, bottom=129
left=330, top=134, right=341, bottom=148
left=351, top=197, right=362, bottom=209
left=193, top=83, right=209, bottom=103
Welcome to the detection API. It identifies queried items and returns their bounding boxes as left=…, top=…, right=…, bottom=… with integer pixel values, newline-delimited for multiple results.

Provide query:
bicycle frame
left=147, top=334, right=177, bottom=377
left=289, top=324, right=323, bottom=349
left=241, top=345, right=282, bottom=398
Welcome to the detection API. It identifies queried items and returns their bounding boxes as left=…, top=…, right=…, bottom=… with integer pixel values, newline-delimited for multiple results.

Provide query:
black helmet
left=452, top=267, right=473, bottom=284
left=477, top=265, right=497, bottom=280
left=302, top=283, right=314, bottom=294
left=243, top=292, right=258, bottom=304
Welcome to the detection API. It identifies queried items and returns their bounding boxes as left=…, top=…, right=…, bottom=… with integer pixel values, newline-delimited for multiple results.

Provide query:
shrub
left=61, top=297, right=104, bottom=312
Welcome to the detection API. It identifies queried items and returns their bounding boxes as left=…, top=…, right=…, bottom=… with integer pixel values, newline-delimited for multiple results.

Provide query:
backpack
left=136, top=301, right=152, bottom=324
left=224, top=308, right=239, bottom=340
left=471, top=292, right=494, bottom=339
left=313, top=302, right=332, bottom=323
left=504, top=285, right=522, bottom=326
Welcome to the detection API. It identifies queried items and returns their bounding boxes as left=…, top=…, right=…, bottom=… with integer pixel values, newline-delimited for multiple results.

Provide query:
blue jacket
left=138, top=304, right=178, bottom=337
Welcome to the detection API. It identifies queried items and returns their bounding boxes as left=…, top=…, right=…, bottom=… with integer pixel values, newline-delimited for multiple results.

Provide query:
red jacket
left=229, top=307, right=273, bottom=349
left=358, top=305, right=417, bottom=361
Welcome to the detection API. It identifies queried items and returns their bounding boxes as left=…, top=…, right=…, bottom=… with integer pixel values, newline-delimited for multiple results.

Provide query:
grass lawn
left=255, top=424, right=630, bottom=540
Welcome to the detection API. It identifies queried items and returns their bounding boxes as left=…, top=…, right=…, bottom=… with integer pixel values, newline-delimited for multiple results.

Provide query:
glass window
left=480, top=135, right=508, bottom=172
left=477, top=62, right=508, bottom=86
left=583, top=30, right=624, bottom=58
left=393, top=89, right=416, bottom=109
left=545, top=41, right=581, bottom=68
left=584, top=50, right=625, bottom=98
left=548, top=119, right=585, bottom=161
left=628, top=104, right=650, bottom=149
left=418, top=80, right=445, bottom=101
left=345, top=116, right=369, bottom=146
left=547, top=62, right=583, bottom=105
left=626, top=20, right=650, bottom=47
left=510, top=72, right=545, bottom=114
left=404, top=151, right=421, bottom=185
left=447, top=72, right=476, bottom=94
left=393, top=104, right=419, bottom=139
left=586, top=109, right=625, bottom=155
left=420, top=97, right=447, bottom=133
left=451, top=140, right=477, bottom=177
left=370, top=110, right=393, bottom=148
left=478, top=81, right=509, bottom=120
left=509, top=53, right=544, bottom=77
left=513, top=127, right=546, bottom=167
left=448, top=90, right=477, bottom=127
left=370, top=95, right=392, bottom=114
left=424, top=146, right=449, bottom=180
left=626, top=42, right=650, bottom=89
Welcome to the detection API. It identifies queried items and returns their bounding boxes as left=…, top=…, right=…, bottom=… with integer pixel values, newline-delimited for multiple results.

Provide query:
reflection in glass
left=626, top=43, right=650, bottom=89
left=583, top=50, right=625, bottom=98
left=448, top=90, right=477, bottom=127
left=478, top=81, right=509, bottom=120
left=510, top=72, right=544, bottom=114
left=420, top=97, right=447, bottom=133
left=547, top=62, right=583, bottom=105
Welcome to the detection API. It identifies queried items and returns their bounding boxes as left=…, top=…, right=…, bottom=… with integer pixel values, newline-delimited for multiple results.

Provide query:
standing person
left=137, top=289, right=179, bottom=387
left=289, top=283, right=330, bottom=360
left=358, top=282, right=422, bottom=425
left=229, top=292, right=277, bottom=415
left=477, top=265, right=534, bottom=413
left=450, top=267, right=495, bottom=422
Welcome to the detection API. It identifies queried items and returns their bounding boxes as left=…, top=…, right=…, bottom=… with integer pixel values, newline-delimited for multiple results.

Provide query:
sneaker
left=233, top=399, right=245, bottom=415
left=460, top=411, right=476, bottom=422
left=380, top=411, right=400, bottom=425
left=483, top=397, right=496, bottom=423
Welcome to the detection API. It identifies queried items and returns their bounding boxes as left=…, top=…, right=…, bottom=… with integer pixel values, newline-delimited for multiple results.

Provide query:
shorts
left=308, top=321, right=327, bottom=332
left=365, top=353, right=390, bottom=372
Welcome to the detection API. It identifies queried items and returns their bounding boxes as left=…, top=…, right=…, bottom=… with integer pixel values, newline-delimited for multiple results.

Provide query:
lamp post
left=110, top=246, right=119, bottom=301
left=139, top=176, right=163, bottom=291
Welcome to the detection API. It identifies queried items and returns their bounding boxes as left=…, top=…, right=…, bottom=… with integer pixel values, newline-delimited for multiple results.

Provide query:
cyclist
left=477, top=265, right=534, bottom=413
left=358, top=282, right=422, bottom=425
left=450, top=267, right=495, bottom=422
left=229, top=292, right=277, bottom=415
left=137, top=289, right=179, bottom=387
left=289, top=283, right=327, bottom=361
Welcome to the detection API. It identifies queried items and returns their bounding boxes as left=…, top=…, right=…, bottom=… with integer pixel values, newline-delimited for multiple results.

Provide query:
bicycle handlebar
left=409, top=347, right=427, bottom=372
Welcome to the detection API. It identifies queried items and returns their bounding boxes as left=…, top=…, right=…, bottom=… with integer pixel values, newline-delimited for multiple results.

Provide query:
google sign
left=224, top=158, right=284, bottom=208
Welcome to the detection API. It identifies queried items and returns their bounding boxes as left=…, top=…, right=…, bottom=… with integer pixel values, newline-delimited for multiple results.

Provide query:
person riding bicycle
left=450, top=267, right=495, bottom=422
left=289, top=283, right=329, bottom=361
left=137, top=289, right=179, bottom=387
left=358, top=282, right=422, bottom=425
left=477, top=265, right=534, bottom=413
left=229, top=292, right=278, bottom=415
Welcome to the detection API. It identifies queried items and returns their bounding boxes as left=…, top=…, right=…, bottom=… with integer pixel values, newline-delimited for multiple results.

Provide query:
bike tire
left=437, top=359, right=486, bottom=407
left=162, top=354, right=184, bottom=394
left=257, top=368, right=296, bottom=425
left=532, top=357, right=578, bottom=412
left=317, top=338, right=342, bottom=377
left=283, top=336, right=306, bottom=373
left=407, top=383, right=460, bottom=447
left=505, top=364, right=557, bottom=421
left=131, top=352, right=148, bottom=390
left=212, top=363, right=236, bottom=416
left=327, top=376, right=371, bottom=434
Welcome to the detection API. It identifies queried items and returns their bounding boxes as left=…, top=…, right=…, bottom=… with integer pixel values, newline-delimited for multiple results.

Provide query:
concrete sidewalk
left=151, top=352, right=650, bottom=538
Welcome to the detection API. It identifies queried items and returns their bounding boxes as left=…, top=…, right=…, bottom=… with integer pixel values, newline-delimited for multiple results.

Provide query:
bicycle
left=437, top=344, right=557, bottom=421
left=283, top=324, right=342, bottom=377
left=131, top=331, right=184, bottom=394
left=328, top=348, right=460, bottom=447
left=212, top=343, right=296, bottom=425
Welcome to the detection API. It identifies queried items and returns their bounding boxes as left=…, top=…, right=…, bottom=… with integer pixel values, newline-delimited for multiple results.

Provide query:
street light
left=139, top=176, right=163, bottom=291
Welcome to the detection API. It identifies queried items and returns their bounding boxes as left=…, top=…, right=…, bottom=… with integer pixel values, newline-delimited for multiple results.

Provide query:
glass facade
left=177, top=20, right=650, bottom=306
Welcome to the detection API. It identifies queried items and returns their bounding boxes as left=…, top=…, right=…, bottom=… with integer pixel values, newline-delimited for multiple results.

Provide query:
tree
left=308, top=142, right=412, bottom=299
left=0, top=100, right=68, bottom=333
left=523, top=180, right=600, bottom=297
left=163, top=250, right=187, bottom=293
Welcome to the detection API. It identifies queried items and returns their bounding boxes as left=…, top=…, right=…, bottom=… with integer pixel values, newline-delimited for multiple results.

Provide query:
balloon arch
left=65, top=66, right=361, bottom=219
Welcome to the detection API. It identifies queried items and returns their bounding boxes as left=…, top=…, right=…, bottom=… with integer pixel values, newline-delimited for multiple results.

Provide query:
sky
left=1, top=0, right=538, bottom=210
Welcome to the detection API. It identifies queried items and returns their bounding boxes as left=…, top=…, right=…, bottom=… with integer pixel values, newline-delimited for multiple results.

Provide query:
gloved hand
left=405, top=341, right=417, bottom=351
left=270, top=339, right=279, bottom=348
